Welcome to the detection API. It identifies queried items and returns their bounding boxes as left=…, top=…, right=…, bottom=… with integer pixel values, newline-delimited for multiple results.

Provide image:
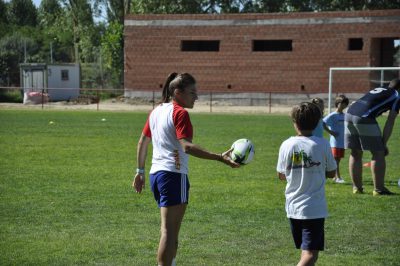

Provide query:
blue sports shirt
left=323, top=112, right=345, bottom=148
left=347, top=87, right=400, bottom=118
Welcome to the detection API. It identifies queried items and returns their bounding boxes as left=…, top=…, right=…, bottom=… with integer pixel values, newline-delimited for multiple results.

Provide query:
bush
left=0, top=89, right=23, bottom=103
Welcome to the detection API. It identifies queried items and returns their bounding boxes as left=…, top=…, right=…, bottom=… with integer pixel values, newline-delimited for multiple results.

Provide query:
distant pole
left=210, top=91, right=213, bottom=113
left=152, top=90, right=155, bottom=109
left=41, top=88, right=44, bottom=110
left=24, top=40, right=27, bottom=63
left=50, top=42, right=53, bottom=63
left=99, top=48, right=103, bottom=89
left=269, top=92, right=271, bottom=114
left=97, top=89, right=99, bottom=111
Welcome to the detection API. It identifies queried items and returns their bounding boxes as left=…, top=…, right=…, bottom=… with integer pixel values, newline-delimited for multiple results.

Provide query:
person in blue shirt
left=345, top=79, right=400, bottom=196
left=311, top=98, right=324, bottom=138
left=323, top=95, right=349, bottom=184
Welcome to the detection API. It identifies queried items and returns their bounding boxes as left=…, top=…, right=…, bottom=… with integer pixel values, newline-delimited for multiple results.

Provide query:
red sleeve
left=173, top=105, right=193, bottom=140
left=142, top=114, right=152, bottom=138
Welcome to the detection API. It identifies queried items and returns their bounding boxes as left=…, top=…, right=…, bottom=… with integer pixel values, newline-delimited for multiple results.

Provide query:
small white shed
left=20, top=63, right=81, bottom=102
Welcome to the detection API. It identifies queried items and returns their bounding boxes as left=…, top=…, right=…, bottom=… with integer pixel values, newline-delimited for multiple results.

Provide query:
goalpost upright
left=328, top=66, right=400, bottom=113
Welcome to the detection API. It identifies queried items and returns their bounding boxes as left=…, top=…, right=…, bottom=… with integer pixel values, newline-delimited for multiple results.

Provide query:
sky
left=33, top=0, right=41, bottom=7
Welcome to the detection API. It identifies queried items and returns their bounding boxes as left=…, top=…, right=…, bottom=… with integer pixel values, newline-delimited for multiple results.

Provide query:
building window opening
left=61, top=70, right=69, bottom=81
left=181, top=40, right=220, bottom=52
left=348, top=38, right=363, bottom=50
left=252, top=40, right=292, bottom=52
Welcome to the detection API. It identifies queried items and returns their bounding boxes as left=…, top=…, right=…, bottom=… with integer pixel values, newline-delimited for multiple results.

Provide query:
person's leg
left=370, top=150, right=386, bottom=191
left=158, top=204, right=187, bottom=266
left=349, top=149, right=363, bottom=191
left=297, top=250, right=319, bottom=266
left=335, top=158, right=341, bottom=179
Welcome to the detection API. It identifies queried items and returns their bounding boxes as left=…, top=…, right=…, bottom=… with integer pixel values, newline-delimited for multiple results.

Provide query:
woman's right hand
left=220, top=148, right=241, bottom=168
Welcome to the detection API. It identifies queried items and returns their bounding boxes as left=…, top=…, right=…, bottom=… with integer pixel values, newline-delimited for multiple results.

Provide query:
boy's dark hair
left=291, top=102, right=321, bottom=131
left=388, top=78, right=400, bottom=90
left=335, top=94, right=349, bottom=107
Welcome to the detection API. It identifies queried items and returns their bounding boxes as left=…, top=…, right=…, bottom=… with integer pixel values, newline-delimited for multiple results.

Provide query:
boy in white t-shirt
left=277, top=102, right=337, bottom=266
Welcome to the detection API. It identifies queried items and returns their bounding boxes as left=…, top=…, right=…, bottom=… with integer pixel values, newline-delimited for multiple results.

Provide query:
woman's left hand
left=133, top=174, right=145, bottom=193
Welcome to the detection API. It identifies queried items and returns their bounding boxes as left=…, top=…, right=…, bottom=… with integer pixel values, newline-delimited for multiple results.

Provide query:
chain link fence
left=0, top=87, right=364, bottom=113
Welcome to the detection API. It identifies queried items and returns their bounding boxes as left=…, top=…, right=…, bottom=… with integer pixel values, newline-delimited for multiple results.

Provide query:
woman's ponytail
left=161, top=72, right=178, bottom=103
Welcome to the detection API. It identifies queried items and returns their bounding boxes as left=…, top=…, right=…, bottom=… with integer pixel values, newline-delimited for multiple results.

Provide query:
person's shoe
left=373, top=187, right=395, bottom=196
left=334, top=177, right=346, bottom=184
left=353, top=187, right=364, bottom=194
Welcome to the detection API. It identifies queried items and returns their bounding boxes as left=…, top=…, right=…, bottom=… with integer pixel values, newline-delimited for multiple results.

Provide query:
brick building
left=124, top=10, right=400, bottom=96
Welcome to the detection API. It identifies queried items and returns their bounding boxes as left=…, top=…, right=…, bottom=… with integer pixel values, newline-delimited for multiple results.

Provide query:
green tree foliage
left=0, top=33, right=37, bottom=85
left=127, top=0, right=399, bottom=14
left=130, top=0, right=207, bottom=14
left=38, top=0, right=62, bottom=28
left=0, top=0, right=8, bottom=24
left=7, top=0, right=37, bottom=26
left=101, top=21, right=123, bottom=88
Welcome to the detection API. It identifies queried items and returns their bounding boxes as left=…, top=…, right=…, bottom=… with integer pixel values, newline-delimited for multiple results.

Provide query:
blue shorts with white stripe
left=150, top=171, right=190, bottom=207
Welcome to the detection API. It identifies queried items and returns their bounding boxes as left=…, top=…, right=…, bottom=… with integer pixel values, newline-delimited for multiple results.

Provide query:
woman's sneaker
left=373, top=187, right=395, bottom=196
left=334, top=177, right=346, bottom=184
left=353, top=187, right=364, bottom=194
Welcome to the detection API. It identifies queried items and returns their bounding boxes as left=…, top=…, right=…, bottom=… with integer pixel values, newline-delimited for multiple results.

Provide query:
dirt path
left=0, top=101, right=292, bottom=114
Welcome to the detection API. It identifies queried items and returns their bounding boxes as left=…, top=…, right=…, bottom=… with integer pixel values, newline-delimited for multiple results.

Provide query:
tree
left=0, top=0, right=8, bottom=24
left=130, top=0, right=207, bottom=14
left=60, top=0, right=94, bottom=62
left=0, top=32, right=37, bottom=85
left=7, top=0, right=38, bottom=27
left=101, top=21, right=123, bottom=88
left=38, top=0, right=62, bottom=28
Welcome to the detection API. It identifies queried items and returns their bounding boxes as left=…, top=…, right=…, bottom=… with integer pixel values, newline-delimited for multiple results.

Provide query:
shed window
left=61, top=70, right=69, bottom=81
left=181, top=40, right=220, bottom=52
left=253, top=40, right=292, bottom=52
left=348, top=38, right=363, bottom=50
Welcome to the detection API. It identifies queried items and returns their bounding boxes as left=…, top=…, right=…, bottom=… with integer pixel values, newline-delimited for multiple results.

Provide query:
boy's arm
left=323, top=122, right=338, bottom=137
left=326, top=170, right=336, bottom=179
left=278, top=172, right=286, bottom=181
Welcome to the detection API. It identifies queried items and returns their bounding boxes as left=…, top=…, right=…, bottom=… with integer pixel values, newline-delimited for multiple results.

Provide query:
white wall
left=47, top=64, right=80, bottom=101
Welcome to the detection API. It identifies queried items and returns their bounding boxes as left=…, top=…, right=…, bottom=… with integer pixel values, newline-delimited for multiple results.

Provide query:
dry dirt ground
left=0, top=100, right=292, bottom=114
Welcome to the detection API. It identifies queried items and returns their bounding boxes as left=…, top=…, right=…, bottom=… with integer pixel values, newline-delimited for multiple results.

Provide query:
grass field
left=0, top=109, right=399, bottom=265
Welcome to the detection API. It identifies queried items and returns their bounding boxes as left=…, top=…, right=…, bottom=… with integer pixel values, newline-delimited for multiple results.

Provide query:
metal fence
left=0, top=87, right=364, bottom=114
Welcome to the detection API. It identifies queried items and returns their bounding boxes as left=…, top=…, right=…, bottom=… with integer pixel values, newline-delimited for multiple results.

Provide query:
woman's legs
left=157, top=204, right=187, bottom=266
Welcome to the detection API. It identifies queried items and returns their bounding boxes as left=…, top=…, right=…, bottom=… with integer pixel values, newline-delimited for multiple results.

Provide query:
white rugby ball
left=230, top=139, right=255, bottom=165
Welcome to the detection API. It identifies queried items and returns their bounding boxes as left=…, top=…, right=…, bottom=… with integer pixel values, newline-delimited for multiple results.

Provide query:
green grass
left=0, top=109, right=399, bottom=265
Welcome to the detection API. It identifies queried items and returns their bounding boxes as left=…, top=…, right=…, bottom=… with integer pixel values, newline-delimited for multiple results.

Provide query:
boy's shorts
left=289, top=218, right=325, bottom=251
left=344, top=113, right=384, bottom=151
left=150, top=171, right=190, bottom=208
left=331, top=147, right=345, bottom=159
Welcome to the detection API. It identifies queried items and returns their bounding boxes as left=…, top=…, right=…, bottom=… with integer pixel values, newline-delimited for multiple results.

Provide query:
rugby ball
left=230, top=139, right=255, bottom=165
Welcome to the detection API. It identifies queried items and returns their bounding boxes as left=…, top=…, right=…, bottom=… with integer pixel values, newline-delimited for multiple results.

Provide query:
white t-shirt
left=143, top=102, right=193, bottom=175
left=277, top=136, right=336, bottom=219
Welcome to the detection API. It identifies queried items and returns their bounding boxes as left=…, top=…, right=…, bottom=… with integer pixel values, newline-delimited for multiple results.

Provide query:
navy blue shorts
left=289, top=218, right=325, bottom=251
left=150, top=171, right=190, bottom=208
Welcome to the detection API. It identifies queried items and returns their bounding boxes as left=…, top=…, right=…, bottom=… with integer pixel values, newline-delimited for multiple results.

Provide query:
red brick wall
left=124, top=10, right=400, bottom=94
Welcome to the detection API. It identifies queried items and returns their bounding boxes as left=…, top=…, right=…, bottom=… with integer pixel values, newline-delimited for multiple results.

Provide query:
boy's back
left=277, top=136, right=336, bottom=219
left=277, top=102, right=336, bottom=265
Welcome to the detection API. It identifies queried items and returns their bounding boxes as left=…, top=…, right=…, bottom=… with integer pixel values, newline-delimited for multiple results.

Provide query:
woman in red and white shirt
left=133, top=73, right=239, bottom=266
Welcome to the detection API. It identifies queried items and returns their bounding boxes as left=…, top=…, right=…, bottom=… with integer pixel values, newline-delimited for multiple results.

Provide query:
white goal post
left=328, top=66, right=400, bottom=113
